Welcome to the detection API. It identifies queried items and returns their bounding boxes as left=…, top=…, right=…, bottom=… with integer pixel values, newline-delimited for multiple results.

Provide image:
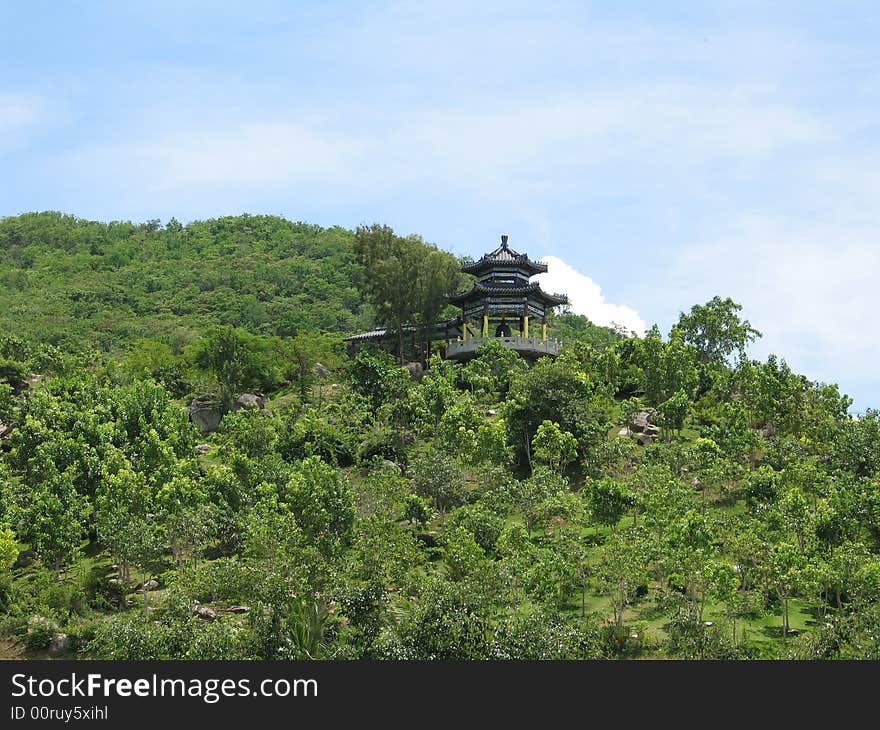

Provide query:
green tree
left=507, top=467, right=566, bottom=537
left=410, top=448, right=469, bottom=513
left=674, top=296, right=761, bottom=366
left=352, top=224, right=460, bottom=363
left=532, top=420, right=578, bottom=475
left=188, top=326, right=277, bottom=412
left=586, top=477, right=634, bottom=534
left=596, top=525, right=651, bottom=628
left=283, top=456, right=355, bottom=556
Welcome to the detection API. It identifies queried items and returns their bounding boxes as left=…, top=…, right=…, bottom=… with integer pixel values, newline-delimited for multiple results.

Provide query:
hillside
left=0, top=212, right=368, bottom=352
left=1, top=213, right=878, bottom=662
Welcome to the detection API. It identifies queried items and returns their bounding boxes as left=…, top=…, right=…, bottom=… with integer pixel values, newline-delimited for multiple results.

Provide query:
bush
left=410, top=448, right=469, bottom=513
left=83, top=570, right=126, bottom=611
left=24, top=615, right=57, bottom=651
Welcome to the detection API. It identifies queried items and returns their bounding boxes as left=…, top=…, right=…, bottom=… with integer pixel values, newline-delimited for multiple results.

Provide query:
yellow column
left=482, top=314, right=489, bottom=338
left=541, top=322, right=547, bottom=341
left=462, top=318, right=468, bottom=341
left=523, top=315, right=529, bottom=338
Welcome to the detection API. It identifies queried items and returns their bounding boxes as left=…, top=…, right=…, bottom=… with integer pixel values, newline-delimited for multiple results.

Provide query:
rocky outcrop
left=629, top=409, right=661, bottom=445
left=189, top=395, right=223, bottom=433
left=14, top=549, right=36, bottom=568
left=48, top=633, right=70, bottom=657
left=193, top=605, right=219, bottom=621
left=233, top=393, right=266, bottom=411
left=313, top=362, right=330, bottom=377
left=404, top=362, right=424, bottom=381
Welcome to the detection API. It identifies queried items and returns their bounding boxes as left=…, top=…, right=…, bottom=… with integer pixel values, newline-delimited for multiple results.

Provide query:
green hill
left=0, top=212, right=368, bottom=352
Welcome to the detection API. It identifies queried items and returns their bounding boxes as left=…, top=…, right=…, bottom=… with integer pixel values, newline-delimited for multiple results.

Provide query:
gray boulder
left=195, top=443, right=211, bottom=455
left=313, top=362, right=331, bottom=378
left=193, top=605, right=219, bottom=621
left=189, top=395, right=222, bottom=433
left=404, top=362, right=424, bottom=381
left=630, top=409, right=659, bottom=434
left=15, top=549, right=36, bottom=568
left=48, top=633, right=70, bottom=657
left=233, top=393, right=266, bottom=411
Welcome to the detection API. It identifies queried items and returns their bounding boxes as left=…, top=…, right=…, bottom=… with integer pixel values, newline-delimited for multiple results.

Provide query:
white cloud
left=535, top=255, right=646, bottom=336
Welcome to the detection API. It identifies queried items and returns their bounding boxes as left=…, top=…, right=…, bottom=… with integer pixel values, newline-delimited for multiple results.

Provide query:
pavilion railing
left=445, top=336, right=561, bottom=359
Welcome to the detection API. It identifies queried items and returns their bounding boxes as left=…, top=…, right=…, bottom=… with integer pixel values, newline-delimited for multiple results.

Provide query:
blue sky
left=1, top=1, right=878, bottom=410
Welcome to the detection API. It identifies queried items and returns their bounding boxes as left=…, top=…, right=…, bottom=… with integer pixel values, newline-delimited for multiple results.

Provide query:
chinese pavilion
left=444, top=234, right=567, bottom=361
left=343, top=234, right=568, bottom=362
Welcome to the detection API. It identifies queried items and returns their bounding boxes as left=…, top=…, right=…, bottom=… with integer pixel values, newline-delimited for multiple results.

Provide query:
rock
left=486, top=409, right=497, bottom=417
left=14, top=549, right=36, bottom=568
left=381, top=460, right=402, bottom=474
left=630, top=408, right=658, bottom=434
left=189, top=395, right=223, bottom=433
left=313, top=362, right=331, bottom=378
left=225, top=605, right=250, bottom=614
left=233, top=393, right=265, bottom=411
left=618, top=427, right=633, bottom=438
left=195, top=443, right=211, bottom=455
left=193, top=606, right=219, bottom=621
left=703, top=621, right=714, bottom=627
left=691, top=477, right=704, bottom=491
left=636, top=432, right=654, bottom=446
left=142, top=579, right=159, bottom=591
left=758, top=424, right=777, bottom=439
left=48, top=633, right=70, bottom=657
left=0, top=421, right=13, bottom=439
left=404, top=362, right=424, bottom=381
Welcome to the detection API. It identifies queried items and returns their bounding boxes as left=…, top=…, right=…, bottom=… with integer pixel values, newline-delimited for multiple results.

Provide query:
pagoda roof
left=449, top=281, right=568, bottom=306
left=461, top=235, right=548, bottom=276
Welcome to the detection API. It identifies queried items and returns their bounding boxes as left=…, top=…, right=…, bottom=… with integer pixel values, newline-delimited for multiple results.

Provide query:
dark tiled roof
left=343, top=318, right=460, bottom=342
left=461, top=236, right=548, bottom=276
left=449, top=281, right=568, bottom=306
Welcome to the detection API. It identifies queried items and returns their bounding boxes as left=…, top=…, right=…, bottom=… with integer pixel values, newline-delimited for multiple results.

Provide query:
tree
left=5, top=472, right=89, bottom=573
left=657, top=389, right=690, bottom=437
left=277, top=332, right=338, bottom=400
left=638, top=325, right=699, bottom=406
left=674, top=296, right=761, bottom=366
left=283, top=456, right=355, bottom=556
left=352, top=224, right=460, bottom=363
left=504, top=356, right=612, bottom=466
left=188, top=326, right=277, bottom=412
left=532, top=420, right=578, bottom=475
left=586, top=477, right=634, bottom=534
left=383, top=577, right=492, bottom=659
left=507, top=467, right=566, bottom=537
left=0, top=523, right=19, bottom=573
left=410, top=447, right=468, bottom=513
left=764, top=541, right=805, bottom=639
left=596, top=525, right=651, bottom=628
